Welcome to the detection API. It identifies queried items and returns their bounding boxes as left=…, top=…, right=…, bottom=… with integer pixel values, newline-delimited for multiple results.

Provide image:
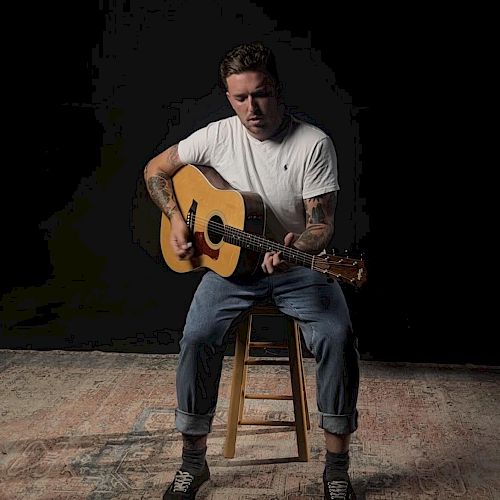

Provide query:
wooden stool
left=224, top=303, right=311, bottom=461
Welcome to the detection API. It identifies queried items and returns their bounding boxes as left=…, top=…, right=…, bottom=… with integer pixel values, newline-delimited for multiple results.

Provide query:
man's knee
left=180, top=323, right=232, bottom=356
left=181, top=328, right=211, bottom=347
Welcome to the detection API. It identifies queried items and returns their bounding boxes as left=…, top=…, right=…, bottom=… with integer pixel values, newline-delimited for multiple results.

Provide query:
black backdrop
left=1, top=2, right=490, bottom=364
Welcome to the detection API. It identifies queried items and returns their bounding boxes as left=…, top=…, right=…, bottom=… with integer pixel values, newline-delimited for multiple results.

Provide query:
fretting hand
left=261, top=232, right=298, bottom=274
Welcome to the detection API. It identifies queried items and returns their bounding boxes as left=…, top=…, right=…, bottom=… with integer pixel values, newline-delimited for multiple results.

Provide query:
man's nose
left=248, top=95, right=259, bottom=112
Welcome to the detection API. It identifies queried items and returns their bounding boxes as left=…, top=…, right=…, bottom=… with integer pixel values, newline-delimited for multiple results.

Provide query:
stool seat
left=224, top=303, right=311, bottom=461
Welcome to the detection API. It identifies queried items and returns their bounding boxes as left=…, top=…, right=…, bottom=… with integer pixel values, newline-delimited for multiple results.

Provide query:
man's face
left=225, top=71, right=283, bottom=141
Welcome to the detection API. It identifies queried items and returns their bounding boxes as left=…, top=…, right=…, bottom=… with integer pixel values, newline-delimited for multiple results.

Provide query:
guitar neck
left=191, top=210, right=365, bottom=287
left=219, top=222, right=366, bottom=287
left=222, top=224, right=315, bottom=269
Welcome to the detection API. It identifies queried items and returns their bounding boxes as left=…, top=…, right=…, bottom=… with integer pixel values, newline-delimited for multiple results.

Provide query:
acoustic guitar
left=160, top=164, right=366, bottom=288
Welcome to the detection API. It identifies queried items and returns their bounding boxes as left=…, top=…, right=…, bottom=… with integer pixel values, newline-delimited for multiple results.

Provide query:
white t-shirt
left=177, top=115, right=339, bottom=241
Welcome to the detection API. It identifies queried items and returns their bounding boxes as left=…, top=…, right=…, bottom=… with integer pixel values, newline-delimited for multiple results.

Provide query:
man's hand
left=261, top=232, right=297, bottom=274
left=170, top=218, right=194, bottom=260
left=144, top=144, right=193, bottom=260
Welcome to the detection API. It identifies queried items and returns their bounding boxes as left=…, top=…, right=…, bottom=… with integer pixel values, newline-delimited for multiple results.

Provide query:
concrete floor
left=0, top=349, right=498, bottom=499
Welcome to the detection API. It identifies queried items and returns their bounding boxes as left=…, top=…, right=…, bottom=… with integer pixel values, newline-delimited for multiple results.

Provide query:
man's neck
left=267, top=113, right=290, bottom=141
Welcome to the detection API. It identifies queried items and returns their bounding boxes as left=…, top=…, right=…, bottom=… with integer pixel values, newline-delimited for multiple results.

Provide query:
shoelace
left=172, top=470, right=195, bottom=492
left=327, top=479, right=349, bottom=499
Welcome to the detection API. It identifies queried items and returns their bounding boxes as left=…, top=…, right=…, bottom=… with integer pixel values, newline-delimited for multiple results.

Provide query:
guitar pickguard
left=194, top=231, right=220, bottom=260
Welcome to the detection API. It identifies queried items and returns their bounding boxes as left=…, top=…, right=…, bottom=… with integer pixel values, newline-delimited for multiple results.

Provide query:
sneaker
left=323, top=470, right=356, bottom=499
left=163, top=461, right=210, bottom=499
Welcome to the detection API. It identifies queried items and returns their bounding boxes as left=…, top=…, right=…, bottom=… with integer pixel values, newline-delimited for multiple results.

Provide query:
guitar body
left=160, top=164, right=266, bottom=277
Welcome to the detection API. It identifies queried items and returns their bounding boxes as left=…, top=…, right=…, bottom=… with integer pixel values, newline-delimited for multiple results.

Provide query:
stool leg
left=296, top=323, right=311, bottom=430
left=288, top=322, right=310, bottom=461
left=238, top=315, right=252, bottom=422
left=224, top=321, right=248, bottom=458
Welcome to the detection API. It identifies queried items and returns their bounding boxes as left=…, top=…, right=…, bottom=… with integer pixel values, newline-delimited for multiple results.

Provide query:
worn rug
left=0, top=350, right=498, bottom=499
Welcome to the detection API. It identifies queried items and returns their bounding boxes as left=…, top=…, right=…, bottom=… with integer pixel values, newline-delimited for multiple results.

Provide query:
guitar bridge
left=186, top=200, right=198, bottom=232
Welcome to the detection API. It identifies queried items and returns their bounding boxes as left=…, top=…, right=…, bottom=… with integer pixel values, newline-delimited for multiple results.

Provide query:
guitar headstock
left=314, top=254, right=367, bottom=288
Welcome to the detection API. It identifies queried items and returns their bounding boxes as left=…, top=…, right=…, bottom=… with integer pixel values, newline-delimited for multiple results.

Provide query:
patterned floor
left=0, top=349, right=498, bottom=499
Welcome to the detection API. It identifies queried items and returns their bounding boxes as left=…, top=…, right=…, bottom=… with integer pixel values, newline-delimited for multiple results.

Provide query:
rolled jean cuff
left=175, top=408, right=214, bottom=435
left=318, top=410, right=358, bottom=435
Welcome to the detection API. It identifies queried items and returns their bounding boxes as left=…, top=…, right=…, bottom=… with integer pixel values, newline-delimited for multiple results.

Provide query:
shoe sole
left=193, top=477, right=211, bottom=498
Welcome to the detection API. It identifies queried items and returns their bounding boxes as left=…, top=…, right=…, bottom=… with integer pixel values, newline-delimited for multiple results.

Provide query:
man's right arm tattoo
left=146, top=172, right=178, bottom=219
left=144, top=145, right=183, bottom=219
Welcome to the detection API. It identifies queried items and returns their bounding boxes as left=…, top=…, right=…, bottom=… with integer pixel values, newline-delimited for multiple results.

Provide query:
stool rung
left=239, top=419, right=296, bottom=426
left=245, top=359, right=289, bottom=366
left=249, top=342, right=288, bottom=349
left=245, top=393, right=293, bottom=400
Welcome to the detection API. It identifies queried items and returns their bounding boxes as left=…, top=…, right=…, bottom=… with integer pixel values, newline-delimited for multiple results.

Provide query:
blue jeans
left=175, top=266, right=359, bottom=436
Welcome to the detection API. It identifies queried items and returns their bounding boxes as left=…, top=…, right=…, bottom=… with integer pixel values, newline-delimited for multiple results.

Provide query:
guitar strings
left=174, top=213, right=360, bottom=273
left=190, top=213, right=313, bottom=266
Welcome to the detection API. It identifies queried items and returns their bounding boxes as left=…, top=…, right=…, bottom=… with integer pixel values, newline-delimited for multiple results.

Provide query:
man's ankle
left=181, top=434, right=208, bottom=475
left=324, top=450, right=350, bottom=481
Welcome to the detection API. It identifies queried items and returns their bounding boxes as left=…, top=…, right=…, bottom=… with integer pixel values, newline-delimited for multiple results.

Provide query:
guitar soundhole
left=207, top=215, right=224, bottom=244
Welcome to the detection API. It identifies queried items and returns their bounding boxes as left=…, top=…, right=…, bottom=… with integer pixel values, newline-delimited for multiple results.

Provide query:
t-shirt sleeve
left=177, top=122, right=217, bottom=166
left=302, top=136, right=339, bottom=199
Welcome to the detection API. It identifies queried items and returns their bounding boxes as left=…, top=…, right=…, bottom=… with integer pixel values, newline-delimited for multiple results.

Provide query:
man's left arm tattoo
left=294, top=191, right=337, bottom=254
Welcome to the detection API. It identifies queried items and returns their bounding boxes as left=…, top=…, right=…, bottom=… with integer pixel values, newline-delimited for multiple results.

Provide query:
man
left=144, top=42, right=359, bottom=500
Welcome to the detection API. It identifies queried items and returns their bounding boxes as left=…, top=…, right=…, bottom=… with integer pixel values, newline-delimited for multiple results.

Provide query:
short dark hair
left=219, top=42, right=280, bottom=91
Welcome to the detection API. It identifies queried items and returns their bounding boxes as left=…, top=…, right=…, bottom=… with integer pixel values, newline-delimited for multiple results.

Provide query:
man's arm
left=143, top=144, right=185, bottom=221
left=293, top=191, right=337, bottom=254
left=143, top=144, right=193, bottom=259
left=261, top=191, right=337, bottom=274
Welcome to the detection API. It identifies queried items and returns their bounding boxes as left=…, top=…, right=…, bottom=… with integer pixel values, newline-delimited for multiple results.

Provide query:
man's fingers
left=172, top=239, right=194, bottom=259
left=272, top=252, right=282, bottom=266
left=284, top=232, right=296, bottom=247
left=261, top=251, right=273, bottom=273
left=261, top=251, right=287, bottom=274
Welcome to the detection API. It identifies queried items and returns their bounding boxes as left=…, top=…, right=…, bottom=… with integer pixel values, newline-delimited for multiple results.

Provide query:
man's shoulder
left=290, top=115, right=331, bottom=143
left=185, top=115, right=239, bottom=141
left=206, top=115, right=239, bottom=130
left=194, top=115, right=239, bottom=139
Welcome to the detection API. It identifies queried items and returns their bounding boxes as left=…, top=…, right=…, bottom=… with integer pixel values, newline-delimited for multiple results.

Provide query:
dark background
left=1, top=2, right=489, bottom=364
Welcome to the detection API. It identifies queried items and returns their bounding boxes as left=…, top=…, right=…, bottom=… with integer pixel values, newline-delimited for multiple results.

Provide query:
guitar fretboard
left=207, top=219, right=316, bottom=269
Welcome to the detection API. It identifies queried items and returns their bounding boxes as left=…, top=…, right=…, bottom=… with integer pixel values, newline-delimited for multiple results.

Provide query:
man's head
left=220, top=42, right=284, bottom=141
left=219, top=42, right=281, bottom=92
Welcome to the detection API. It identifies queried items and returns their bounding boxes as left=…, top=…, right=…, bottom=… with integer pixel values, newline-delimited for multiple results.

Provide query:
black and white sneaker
left=323, top=470, right=356, bottom=499
left=163, top=461, right=210, bottom=499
